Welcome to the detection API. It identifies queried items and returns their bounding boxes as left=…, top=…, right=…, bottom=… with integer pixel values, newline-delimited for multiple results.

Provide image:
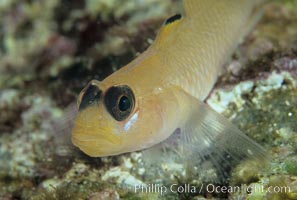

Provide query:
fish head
left=72, top=80, right=173, bottom=157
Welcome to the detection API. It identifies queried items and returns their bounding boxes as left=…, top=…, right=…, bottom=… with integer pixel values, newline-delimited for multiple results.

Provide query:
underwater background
left=0, top=0, right=297, bottom=199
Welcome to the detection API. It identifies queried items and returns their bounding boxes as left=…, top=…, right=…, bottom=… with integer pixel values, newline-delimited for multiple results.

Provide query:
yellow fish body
left=72, top=0, right=265, bottom=170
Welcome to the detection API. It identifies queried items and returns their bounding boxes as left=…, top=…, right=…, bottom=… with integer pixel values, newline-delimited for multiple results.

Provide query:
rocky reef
left=0, top=0, right=296, bottom=199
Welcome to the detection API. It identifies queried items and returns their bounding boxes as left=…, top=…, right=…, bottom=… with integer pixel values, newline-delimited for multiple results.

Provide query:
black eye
left=104, top=85, right=135, bottom=121
left=119, top=96, right=131, bottom=111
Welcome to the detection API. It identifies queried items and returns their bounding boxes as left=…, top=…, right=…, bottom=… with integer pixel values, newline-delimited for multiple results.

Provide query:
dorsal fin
left=164, top=14, right=182, bottom=25
left=153, top=13, right=183, bottom=48
left=152, top=0, right=266, bottom=49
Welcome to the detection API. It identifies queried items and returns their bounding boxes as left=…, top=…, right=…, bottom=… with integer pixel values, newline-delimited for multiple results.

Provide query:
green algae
left=31, top=180, right=163, bottom=200
left=284, top=160, right=297, bottom=176
left=273, top=0, right=297, bottom=10
left=32, top=181, right=101, bottom=200
left=231, top=81, right=297, bottom=145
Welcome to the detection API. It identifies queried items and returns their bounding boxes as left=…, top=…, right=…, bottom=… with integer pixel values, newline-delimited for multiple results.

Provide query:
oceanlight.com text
left=134, top=183, right=291, bottom=196
left=206, top=184, right=291, bottom=194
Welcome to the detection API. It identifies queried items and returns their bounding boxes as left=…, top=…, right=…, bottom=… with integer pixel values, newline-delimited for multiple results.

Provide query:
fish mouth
left=72, top=130, right=122, bottom=145
left=71, top=109, right=124, bottom=156
left=72, top=136, right=114, bottom=157
left=71, top=131, right=123, bottom=157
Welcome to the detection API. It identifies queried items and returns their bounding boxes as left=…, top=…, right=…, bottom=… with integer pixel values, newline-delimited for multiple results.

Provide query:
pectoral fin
left=179, top=93, right=267, bottom=182
left=143, top=88, right=266, bottom=183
